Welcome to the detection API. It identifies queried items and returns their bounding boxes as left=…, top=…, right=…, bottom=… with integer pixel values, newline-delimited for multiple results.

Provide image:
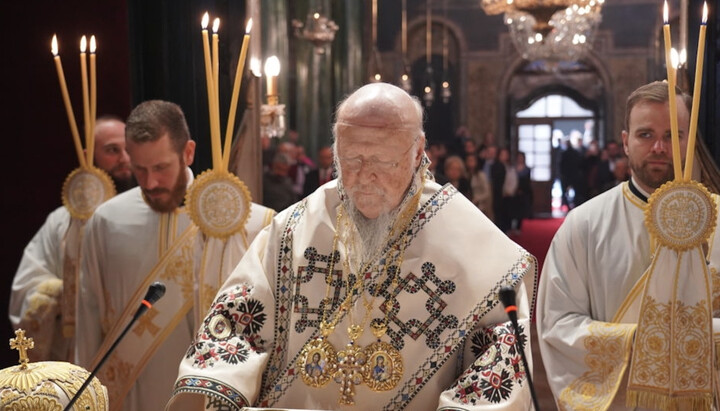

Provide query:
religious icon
left=362, top=341, right=403, bottom=391
left=297, top=337, right=337, bottom=387
left=371, top=354, right=390, bottom=382
left=305, top=351, right=325, bottom=378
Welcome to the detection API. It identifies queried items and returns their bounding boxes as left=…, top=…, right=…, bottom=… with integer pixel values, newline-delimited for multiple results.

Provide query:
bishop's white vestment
left=537, top=179, right=720, bottom=410
left=168, top=179, right=537, bottom=411
left=76, top=170, right=275, bottom=411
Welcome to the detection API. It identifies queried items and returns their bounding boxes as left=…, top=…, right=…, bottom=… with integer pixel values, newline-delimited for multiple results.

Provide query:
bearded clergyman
left=167, top=83, right=538, bottom=411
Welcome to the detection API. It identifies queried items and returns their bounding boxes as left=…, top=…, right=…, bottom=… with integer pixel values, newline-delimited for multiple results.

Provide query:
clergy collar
left=628, top=176, right=650, bottom=203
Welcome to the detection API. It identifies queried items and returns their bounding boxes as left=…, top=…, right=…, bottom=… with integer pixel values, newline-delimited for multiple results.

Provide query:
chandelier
left=292, top=12, right=339, bottom=54
left=482, top=0, right=604, bottom=62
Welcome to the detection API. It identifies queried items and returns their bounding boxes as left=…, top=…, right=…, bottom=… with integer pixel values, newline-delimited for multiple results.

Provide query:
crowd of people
left=558, top=131, right=630, bottom=209
left=260, top=123, right=632, bottom=237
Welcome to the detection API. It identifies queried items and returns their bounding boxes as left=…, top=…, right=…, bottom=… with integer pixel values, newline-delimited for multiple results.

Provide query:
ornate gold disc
left=61, top=166, right=116, bottom=220
left=645, top=180, right=717, bottom=251
left=186, top=170, right=252, bottom=239
left=296, top=338, right=337, bottom=388
left=362, top=341, right=403, bottom=391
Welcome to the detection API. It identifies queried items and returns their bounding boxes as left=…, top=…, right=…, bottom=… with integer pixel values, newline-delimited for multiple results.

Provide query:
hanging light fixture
left=292, top=10, right=339, bottom=54
left=440, top=0, right=451, bottom=103
left=422, top=0, right=434, bottom=107
left=482, top=0, right=604, bottom=63
left=399, top=0, right=413, bottom=93
left=369, top=0, right=382, bottom=82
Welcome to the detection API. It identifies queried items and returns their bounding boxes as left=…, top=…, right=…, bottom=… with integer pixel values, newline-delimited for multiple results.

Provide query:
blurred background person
left=465, top=153, right=493, bottom=220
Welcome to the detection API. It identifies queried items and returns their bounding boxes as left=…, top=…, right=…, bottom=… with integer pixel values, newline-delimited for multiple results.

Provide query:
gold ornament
left=61, top=166, right=115, bottom=220
left=362, top=341, right=403, bottom=391
left=1, top=329, right=108, bottom=410
left=296, top=337, right=337, bottom=388
left=297, top=191, right=420, bottom=401
left=645, top=180, right=717, bottom=251
left=186, top=169, right=252, bottom=239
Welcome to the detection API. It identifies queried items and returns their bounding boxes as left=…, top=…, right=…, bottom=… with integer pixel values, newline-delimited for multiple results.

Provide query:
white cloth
left=169, top=179, right=537, bottom=411
left=536, top=180, right=720, bottom=410
left=77, top=170, right=275, bottom=411
left=9, top=206, right=71, bottom=361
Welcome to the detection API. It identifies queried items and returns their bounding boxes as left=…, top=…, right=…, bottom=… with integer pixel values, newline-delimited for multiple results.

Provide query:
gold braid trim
left=626, top=390, right=713, bottom=411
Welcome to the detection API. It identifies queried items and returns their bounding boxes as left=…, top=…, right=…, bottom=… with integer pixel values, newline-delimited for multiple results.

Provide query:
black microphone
left=64, top=282, right=167, bottom=411
left=498, top=286, right=540, bottom=411
left=133, top=282, right=167, bottom=320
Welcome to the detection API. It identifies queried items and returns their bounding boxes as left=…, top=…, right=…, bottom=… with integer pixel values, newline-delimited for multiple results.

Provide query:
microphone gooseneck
left=498, top=286, right=540, bottom=411
left=64, top=282, right=167, bottom=411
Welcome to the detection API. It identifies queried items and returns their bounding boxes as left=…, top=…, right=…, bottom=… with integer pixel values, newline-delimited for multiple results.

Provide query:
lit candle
left=51, top=35, right=87, bottom=168
left=684, top=2, right=708, bottom=180
left=264, top=56, right=280, bottom=106
left=212, top=18, right=220, bottom=102
left=80, top=36, right=91, bottom=166
left=670, top=47, right=679, bottom=84
left=201, top=12, right=221, bottom=168
left=223, top=18, right=252, bottom=171
left=663, top=1, right=682, bottom=180
left=89, top=35, right=97, bottom=167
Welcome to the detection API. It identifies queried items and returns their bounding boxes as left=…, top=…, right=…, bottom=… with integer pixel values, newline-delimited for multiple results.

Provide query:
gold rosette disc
left=61, top=166, right=116, bottom=220
left=645, top=180, right=717, bottom=251
left=186, top=169, right=252, bottom=239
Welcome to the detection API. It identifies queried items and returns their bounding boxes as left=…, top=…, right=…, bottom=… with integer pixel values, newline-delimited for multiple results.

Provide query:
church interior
left=2, top=0, right=720, bottom=407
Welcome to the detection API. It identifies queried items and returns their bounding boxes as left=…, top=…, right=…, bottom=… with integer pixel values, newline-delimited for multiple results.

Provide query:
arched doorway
left=503, top=58, right=610, bottom=217
left=514, top=92, right=597, bottom=216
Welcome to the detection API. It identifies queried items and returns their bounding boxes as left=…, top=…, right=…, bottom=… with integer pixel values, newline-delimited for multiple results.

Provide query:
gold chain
left=321, top=190, right=421, bottom=342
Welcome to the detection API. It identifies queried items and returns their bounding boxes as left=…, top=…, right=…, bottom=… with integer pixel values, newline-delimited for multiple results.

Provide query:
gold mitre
left=0, top=329, right=108, bottom=411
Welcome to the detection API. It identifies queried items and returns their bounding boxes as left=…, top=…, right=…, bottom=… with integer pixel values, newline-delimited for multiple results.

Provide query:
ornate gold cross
left=332, top=343, right=367, bottom=405
left=10, top=329, right=34, bottom=369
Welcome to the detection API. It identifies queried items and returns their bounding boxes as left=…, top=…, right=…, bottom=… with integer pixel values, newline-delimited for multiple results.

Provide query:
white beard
left=342, top=198, right=398, bottom=265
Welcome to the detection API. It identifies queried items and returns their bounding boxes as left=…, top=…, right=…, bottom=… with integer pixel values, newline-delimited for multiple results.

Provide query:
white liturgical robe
left=77, top=170, right=275, bottom=411
left=537, top=179, right=720, bottom=410
left=169, top=178, right=537, bottom=411
left=9, top=206, right=71, bottom=361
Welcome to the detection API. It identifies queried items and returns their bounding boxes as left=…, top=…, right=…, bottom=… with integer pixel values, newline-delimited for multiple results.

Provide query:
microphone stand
left=64, top=312, right=140, bottom=410
left=64, top=282, right=165, bottom=411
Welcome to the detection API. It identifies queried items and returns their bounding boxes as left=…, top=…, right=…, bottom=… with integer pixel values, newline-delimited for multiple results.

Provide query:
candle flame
left=663, top=1, right=668, bottom=24
left=245, top=18, right=253, bottom=34
left=80, top=35, right=87, bottom=53
left=51, top=35, right=58, bottom=56
left=90, top=35, right=96, bottom=53
left=212, top=18, right=220, bottom=33
left=679, top=48, right=687, bottom=65
left=670, top=47, right=679, bottom=69
left=264, top=56, right=280, bottom=77
left=202, top=12, right=209, bottom=29
left=250, top=57, right=261, bottom=77
left=313, top=12, right=320, bottom=19
left=702, top=2, right=708, bottom=24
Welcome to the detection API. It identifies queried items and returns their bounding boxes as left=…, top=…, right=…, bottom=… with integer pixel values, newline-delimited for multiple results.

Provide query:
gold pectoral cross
left=333, top=343, right=367, bottom=405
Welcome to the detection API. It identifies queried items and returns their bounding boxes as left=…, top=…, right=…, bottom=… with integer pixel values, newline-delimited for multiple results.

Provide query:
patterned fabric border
left=174, top=376, right=249, bottom=410
left=260, top=200, right=308, bottom=393
left=259, top=184, right=459, bottom=405
left=382, top=250, right=534, bottom=410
